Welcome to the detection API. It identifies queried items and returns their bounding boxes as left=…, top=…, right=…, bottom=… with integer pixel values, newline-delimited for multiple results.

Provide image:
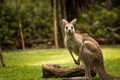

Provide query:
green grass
left=0, top=45, right=120, bottom=80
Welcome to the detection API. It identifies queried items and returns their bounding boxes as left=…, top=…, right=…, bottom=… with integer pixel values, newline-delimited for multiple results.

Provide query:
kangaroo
left=0, top=48, right=7, bottom=67
left=62, top=18, right=120, bottom=80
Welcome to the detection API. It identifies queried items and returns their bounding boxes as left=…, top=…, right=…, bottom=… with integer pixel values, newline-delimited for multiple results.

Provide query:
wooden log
left=42, top=64, right=96, bottom=78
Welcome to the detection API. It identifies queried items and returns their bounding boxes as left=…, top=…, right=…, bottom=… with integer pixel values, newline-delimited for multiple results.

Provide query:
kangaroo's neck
left=66, top=33, right=75, bottom=40
left=65, top=33, right=83, bottom=46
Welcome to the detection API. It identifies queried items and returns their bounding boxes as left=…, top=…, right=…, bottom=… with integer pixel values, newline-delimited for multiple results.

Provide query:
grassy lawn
left=0, top=45, right=120, bottom=80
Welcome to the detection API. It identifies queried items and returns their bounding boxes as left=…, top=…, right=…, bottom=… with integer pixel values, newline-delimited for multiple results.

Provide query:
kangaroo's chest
left=67, top=40, right=80, bottom=55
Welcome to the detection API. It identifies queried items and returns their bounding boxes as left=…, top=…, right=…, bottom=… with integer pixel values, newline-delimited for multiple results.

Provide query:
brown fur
left=62, top=19, right=120, bottom=80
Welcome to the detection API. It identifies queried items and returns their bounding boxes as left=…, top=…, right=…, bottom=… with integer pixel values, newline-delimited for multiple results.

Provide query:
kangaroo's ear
left=62, top=19, right=68, bottom=25
left=70, top=18, right=77, bottom=25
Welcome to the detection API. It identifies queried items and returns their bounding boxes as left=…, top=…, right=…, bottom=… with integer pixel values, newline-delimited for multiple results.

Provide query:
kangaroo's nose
left=68, top=30, right=71, bottom=33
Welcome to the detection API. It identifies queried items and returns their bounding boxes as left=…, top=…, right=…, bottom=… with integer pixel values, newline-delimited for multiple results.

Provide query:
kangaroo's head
left=62, top=18, right=77, bottom=35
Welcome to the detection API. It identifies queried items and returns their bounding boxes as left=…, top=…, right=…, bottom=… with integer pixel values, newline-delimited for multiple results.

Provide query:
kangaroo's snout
left=67, top=29, right=72, bottom=34
left=68, top=30, right=71, bottom=33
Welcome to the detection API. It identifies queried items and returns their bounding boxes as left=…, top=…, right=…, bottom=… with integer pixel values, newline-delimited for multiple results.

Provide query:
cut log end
left=42, top=64, right=96, bottom=78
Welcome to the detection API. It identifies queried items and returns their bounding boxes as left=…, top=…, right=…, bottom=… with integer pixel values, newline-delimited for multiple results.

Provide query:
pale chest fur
left=65, top=33, right=83, bottom=56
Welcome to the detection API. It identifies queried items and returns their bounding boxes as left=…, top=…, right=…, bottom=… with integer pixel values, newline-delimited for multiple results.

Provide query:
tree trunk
left=106, top=0, right=112, bottom=10
left=0, top=48, right=7, bottom=67
left=0, top=0, right=7, bottom=68
left=61, top=0, right=67, bottom=19
left=15, top=0, right=25, bottom=50
left=57, top=0, right=65, bottom=47
left=19, top=17, right=25, bottom=50
left=42, top=64, right=96, bottom=78
left=53, top=0, right=59, bottom=48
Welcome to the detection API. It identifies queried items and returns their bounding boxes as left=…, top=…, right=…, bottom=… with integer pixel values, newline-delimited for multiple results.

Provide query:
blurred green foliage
left=76, top=2, right=120, bottom=43
left=0, top=0, right=53, bottom=49
left=0, top=0, right=120, bottom=49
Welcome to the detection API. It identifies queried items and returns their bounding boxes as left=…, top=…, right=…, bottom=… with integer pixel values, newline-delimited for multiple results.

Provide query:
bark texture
left=42, top=64, right=96, bottom=78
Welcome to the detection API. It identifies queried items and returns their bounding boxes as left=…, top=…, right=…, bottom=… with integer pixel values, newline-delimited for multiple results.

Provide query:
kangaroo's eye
left=65, top=26, right=68, bottom=29
left=71, top=26, right=73, bottom=29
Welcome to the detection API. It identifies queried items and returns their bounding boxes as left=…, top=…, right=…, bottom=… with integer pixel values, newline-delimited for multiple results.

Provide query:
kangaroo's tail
left=95, top=60, right=120, bottom=79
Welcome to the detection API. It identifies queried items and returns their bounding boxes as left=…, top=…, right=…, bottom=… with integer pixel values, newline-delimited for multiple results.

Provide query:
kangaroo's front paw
left=75, top=60, right=80, bottom=65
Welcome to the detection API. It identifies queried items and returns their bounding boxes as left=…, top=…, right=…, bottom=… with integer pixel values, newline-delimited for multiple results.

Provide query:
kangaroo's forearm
left=68, top=49, right=80, bottom=65
left=77, top=45, right=83, bottom=64
left=69, top=50, right=76, bottom=62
